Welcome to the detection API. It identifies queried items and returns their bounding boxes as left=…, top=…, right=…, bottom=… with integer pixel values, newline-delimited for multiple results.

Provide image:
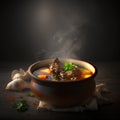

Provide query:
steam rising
left=27, top=1, right=89, bottom=60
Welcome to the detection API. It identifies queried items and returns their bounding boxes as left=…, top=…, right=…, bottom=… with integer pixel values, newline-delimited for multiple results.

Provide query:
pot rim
left=27, top=58, right=97, bottom=84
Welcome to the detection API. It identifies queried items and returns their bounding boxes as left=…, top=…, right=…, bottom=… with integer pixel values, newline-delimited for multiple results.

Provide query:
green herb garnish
left=63, top=62, right=76, bottom=71
left=16, top=100, right=28, bottom=112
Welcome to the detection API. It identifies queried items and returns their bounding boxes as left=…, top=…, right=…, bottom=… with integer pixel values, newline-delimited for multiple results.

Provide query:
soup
left=33, top=58, right=93, bottom=82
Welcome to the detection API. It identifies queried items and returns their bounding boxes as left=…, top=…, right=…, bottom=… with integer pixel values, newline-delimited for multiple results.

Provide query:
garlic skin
left=6, top=78, right=27, bottom=91
left=5, top=69, right=29, bottom=91
left=11, top=69, right=26, bottom=79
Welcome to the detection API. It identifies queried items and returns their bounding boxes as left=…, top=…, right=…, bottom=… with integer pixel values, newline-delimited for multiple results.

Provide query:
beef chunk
left=49, top=58, right=61, bottom=74
left=60, top=68, right=80, bottom=80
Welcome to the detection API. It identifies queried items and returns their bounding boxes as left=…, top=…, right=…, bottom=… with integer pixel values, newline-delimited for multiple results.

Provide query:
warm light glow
left=80, top=68, right=93, bottom=78
left=80, top=68, right=93, bottom=74
left=82, top=74, right=92, bottom=79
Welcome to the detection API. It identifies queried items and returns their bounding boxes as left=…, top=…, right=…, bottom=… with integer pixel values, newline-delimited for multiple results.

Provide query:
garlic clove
left=19, top=68, right=26, bottom=76
left=5, top=78, right=27, bottom=91
left=11, top=70, right=19, bottom=79
left=12, top=73, right=23, bottom=80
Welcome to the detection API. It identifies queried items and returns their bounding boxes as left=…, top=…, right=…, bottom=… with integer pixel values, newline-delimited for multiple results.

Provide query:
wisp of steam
left=27, top=1, right=89, bottom=60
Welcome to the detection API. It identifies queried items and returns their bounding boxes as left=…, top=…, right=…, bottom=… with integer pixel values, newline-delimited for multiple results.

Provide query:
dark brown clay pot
left=28, top=58, right=97, bottom=108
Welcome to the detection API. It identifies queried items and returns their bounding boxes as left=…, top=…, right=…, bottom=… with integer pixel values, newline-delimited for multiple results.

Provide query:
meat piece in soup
left=49, top=58, right=61, bottom=74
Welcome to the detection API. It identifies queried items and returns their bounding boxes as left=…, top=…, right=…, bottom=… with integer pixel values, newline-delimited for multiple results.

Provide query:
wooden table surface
left=0, top=61, right=120, bottom=120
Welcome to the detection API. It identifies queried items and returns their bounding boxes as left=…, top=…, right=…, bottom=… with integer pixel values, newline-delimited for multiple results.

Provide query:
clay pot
left=28, top=58, right=97, bottom=108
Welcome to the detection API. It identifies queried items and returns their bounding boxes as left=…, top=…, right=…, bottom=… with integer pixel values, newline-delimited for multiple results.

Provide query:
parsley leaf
left=63, top=62, right=76, bottom=71
left=16, top=100, right=28, bottom=112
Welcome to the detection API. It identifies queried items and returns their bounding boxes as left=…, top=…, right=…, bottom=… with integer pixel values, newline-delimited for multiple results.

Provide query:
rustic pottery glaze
left=28, top=58, right=97, bottom=108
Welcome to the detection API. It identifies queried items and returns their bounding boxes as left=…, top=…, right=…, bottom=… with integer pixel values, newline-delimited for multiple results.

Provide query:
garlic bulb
left=6, top=77, right=27, bottom=91
left=5, top=68, right=29, bottom=91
